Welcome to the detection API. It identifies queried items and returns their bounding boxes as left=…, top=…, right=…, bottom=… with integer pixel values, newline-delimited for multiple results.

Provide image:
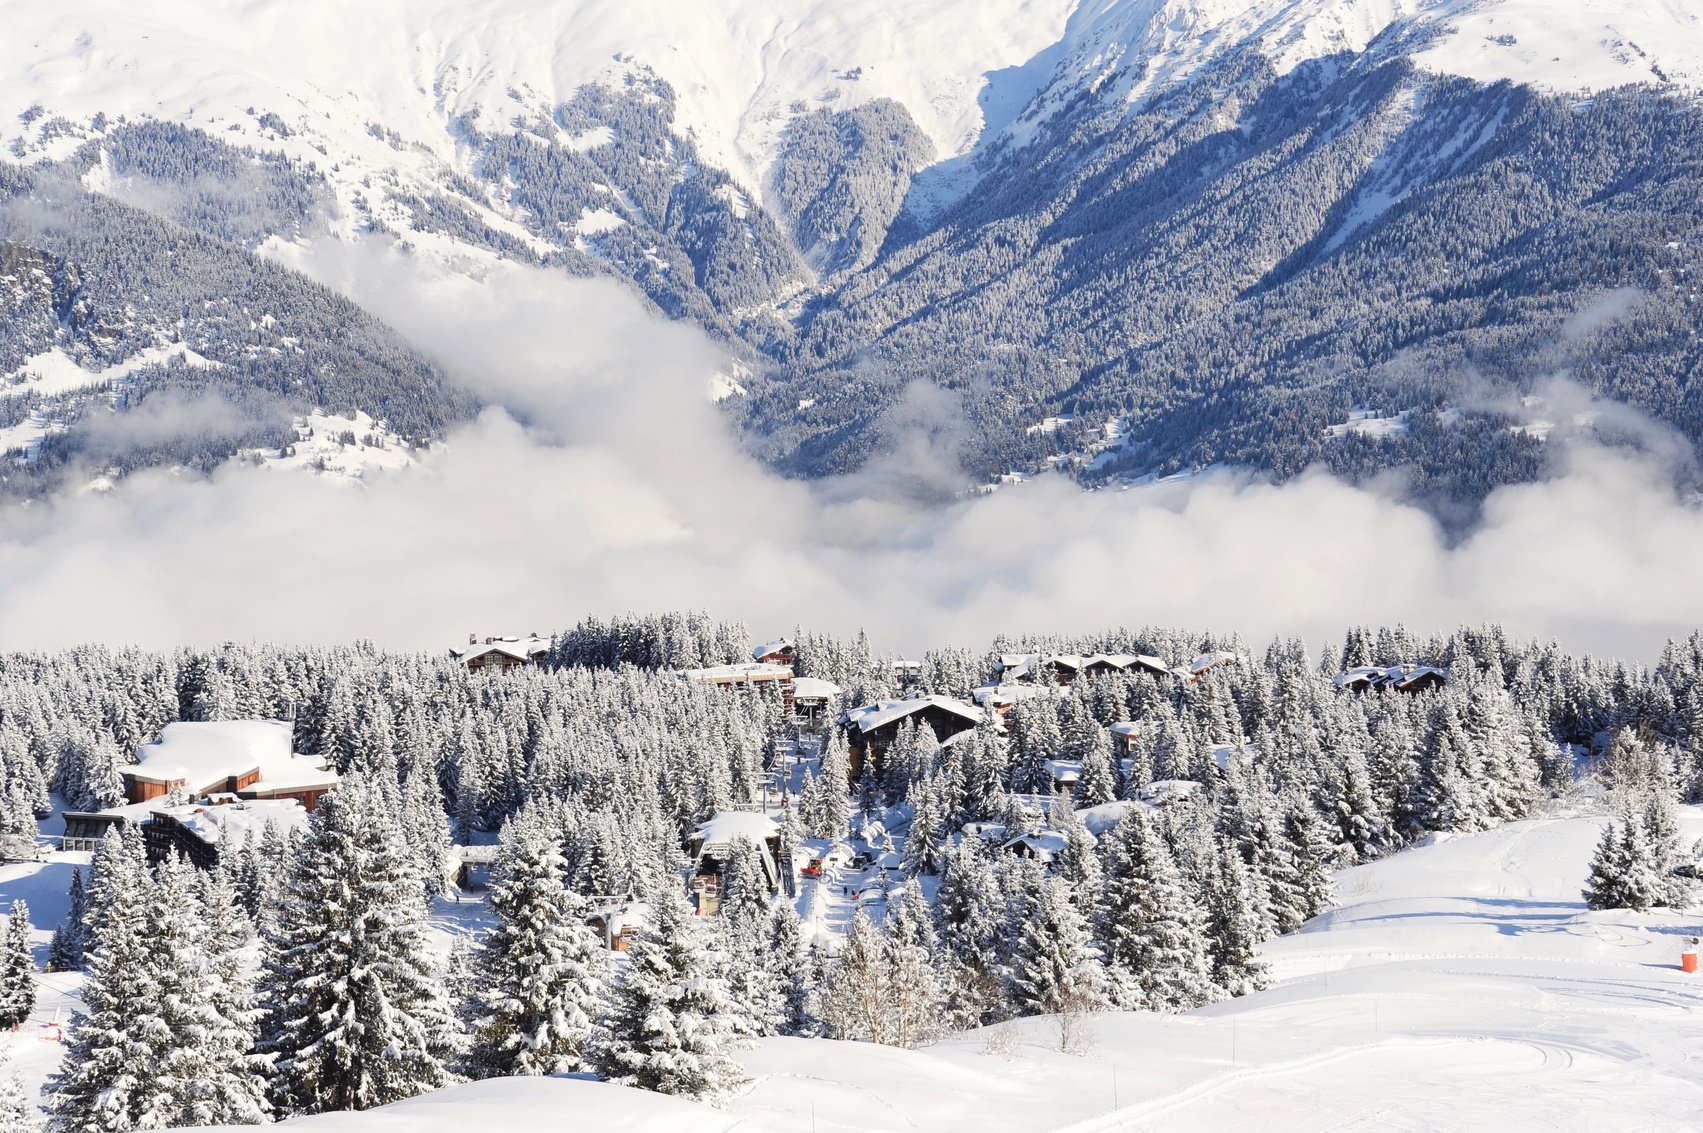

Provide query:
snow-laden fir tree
left=1095, top=814, right=1218, bottom=1012
left=46, top=869, right=85, bottom=971
left=933, top=834, right=1005, bottom=1026
left=1202, top=840, right=1269, bottom=998
left=260, top=774, right=454, bottom=1115
left=715, top=838, right=784, bottom=1039
left=467, top=815, right=607, bottom=1077
left=902, top=773, right=948, bottom=878
left=50, top=854, right=267, bottom=1132
left=1075, top=725, right=1117, bottom=808
left=0, top=903, right=33, bottom=1031
left=592, top=885, right=746, bottom=1104
left=0, top=1051, right=38, bottom=1133
left=1008, top=875, right=1105, bottom=1019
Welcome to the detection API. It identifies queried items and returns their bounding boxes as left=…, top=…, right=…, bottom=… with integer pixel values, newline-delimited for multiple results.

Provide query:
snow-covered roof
left=1002, top=827, right=1069, bottom=861
left=997, top=652, right=1172, bottom=681
left=450, top=634, right=550, bottom=664
left=971, top=683, right=1061, bottom=708
left=791, top=676, right=842, bottom=701
left=751, top=637, right=794, bottom=661
left=1189, top=651, right=1239, bottom=675
left=690, top=810, right=781, bottom=853
left=1044, top=758, right=1082, bottom=784
left=1335, top=663, right=1449, bottom=691
left=1140, top=779, right=1202, bottom=806
left=450, top=844, right=499, bottom=864
left=679, top=662, right=793, bottom=685
left=1077, top=800, right=1146, bottom=835
left=129, top=720, right=337, bottom=794
left=150, top=798, right=310, bottom=847
left=840, top=695, right=984, bottom=734
left=1110, top=721, right=1142, bottom=736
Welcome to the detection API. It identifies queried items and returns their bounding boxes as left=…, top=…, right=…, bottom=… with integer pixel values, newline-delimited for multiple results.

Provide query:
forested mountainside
left=1, top=1, right=1701, bottom=508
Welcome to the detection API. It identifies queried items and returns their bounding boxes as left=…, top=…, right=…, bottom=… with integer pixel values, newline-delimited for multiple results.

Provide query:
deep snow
left=6, top=805, right=1702, bottom=1130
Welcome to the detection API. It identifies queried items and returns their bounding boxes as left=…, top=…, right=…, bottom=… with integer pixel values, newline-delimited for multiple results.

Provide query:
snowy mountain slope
left=1, top=0, right=1076, bottom=197
left=3, top=0, right=1702, bottom=502
left=4, top=0, right=1696, bottom=210
left=10, top=808, right=1692, bottom=1132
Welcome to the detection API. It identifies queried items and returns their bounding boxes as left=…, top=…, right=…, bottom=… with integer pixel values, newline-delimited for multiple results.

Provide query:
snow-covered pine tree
left=468, top=818, right=607, bottom=1077
left=46, top=869, right=85, bottom=971
left=0, top=903, right=33, bottom=1031
left=1582, top=820, right=1634, bottom=911
left=50, top=854, right=267, bottom=1132
left=1095, top=814, right=1218, bottom=1012
left=0, top=1051, right=38, bottom=1133
left=762, top=902, right=813, bottom=1037
left=1076, top=726, right=1116, bottom=807
left=261, top=774, right=454, bottom=1115
left=592, top=887, right=747, bottom=1104
left=1202, top=840, right=1269, bottom=998
left=902, top=774, right=947, bottom=878
left=1008, top=875, right=1104, bottom=1019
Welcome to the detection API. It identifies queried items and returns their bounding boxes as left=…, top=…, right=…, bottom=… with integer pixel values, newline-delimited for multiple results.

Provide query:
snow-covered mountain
left=2, top=0, right=1701, bottom=500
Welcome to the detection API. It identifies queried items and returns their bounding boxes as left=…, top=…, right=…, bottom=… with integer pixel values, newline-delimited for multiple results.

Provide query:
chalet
left=790, top=676, right=842, bottom=730
left=997, top=652, right=1171, bottom=686
left=447, top=844, right=499, bottom=890
left=1110, top=720, right=1142, bottom=761
left=685, top=810, right=782, bottom=915
left=450, top=634, right=550, bottom=672
left=837, top=695, right=986, bottom=780
left=971, top=683, right=1062, bottom=722
left=1176, top=651, right=1239, bottom=681
left=679, top=661, right=796, bottom=716
left=123, top=720, right=339, bottom=812
left=586, top=898, right=649, bottom=951
left=750, top=638, right=796, bottom=665
left=1335, top=664, right=1449, bottom=694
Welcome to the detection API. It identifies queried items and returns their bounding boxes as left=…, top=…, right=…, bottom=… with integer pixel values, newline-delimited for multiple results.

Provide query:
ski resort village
left=0, top=619, right=1701, bottom=1130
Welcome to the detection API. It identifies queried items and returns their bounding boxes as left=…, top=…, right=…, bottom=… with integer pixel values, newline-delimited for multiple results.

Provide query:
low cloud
left=1, top=238, right=1700, bottom=662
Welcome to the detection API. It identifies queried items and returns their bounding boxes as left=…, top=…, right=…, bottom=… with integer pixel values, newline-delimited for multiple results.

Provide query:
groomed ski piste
left=5, top=803, right=1700, bottom=1131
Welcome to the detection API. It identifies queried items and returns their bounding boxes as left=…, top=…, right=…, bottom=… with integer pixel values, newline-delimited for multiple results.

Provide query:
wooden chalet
left=750, top=638, right=796, bottom=665
left=838, top=695, right=986, bottom=780
left=996, top=652, right=1172, bottom=686
left=586, top=898, right=649, bottom=951
left=124, top=720, right=339, bottom=812
left=1335, top=664, right=1449, bottom=694
left=450, top=634, right=550, bottom=672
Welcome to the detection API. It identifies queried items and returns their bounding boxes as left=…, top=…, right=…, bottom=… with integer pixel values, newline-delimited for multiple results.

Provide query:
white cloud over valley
left=1, top=239, right=1700, bottom=662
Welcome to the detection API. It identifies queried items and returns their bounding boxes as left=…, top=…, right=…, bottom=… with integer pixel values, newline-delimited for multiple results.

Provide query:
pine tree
left=46, top=869, right=86, bottom=971
left=1009, top=877, right=1104, bottom=1018
left=1582, top=820, right=1634, bottom=911
left=0, top=1052, right=38, bottom=1133
left=1202, top=841, right=1269, bottom=998
left=261, top=776, right=454, bottom=1115
left=0, top=903, right=33, bottom=1031
left=50, top=856, right=267, bottom=1131
left=901, top=774, right=947, bottom=878
left=1075, top=727, right=1116, bottom=807
left=468, top=821, right=606, bottom=1077
left=1096, top=815, right=1218, bottom=1012
left=592, top=888, right=746, bottom=1105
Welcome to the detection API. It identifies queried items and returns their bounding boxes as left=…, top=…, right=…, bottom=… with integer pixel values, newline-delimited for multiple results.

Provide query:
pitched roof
left=840, top=695, right=984, bottom=733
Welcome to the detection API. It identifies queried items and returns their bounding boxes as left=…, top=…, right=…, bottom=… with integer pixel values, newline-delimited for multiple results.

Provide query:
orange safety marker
left=1682, top=951, right=1699, bottom=974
